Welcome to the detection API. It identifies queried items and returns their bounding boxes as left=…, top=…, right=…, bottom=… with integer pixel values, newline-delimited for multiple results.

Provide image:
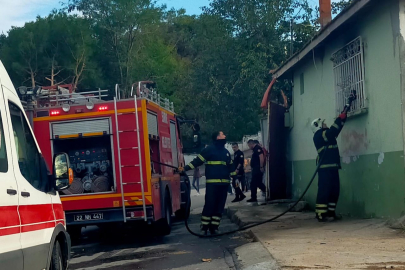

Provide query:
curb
left=225, top=206, right=281, bottom=270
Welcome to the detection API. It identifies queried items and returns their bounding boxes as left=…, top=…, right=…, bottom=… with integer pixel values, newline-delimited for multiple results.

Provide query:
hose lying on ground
left=154, top=150, right=326, bottom=238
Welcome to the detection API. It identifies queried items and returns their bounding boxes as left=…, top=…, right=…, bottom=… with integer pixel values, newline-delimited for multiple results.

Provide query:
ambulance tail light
left=50, top=110, right=60, bottom=116
left=98, top=106, right=108, bottom=111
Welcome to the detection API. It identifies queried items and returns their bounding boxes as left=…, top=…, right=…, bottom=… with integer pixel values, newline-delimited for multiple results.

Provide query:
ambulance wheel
left=157, top=192, right=172, bottom=235
left=50, top=241, right=64, bottom=270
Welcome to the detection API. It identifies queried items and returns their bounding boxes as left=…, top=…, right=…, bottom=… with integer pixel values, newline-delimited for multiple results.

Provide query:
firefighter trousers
left=201, top=184, right=229, bottom=231
left=315, top=169, right=340, bottom=219
left=232, top=176, right=245, bottom=199
left=250, top=169, right=266, bottom=200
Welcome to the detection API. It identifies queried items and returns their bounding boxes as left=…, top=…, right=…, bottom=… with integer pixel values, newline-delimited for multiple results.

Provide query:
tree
left=179, top=0, right=317, bottom=140
left=0, top=13, right=102, bottom=89
left=332, top=0, right=353, bottom=15
left=1, top=19, right=49, bottom=87
left=67, top=0, right=166, bottom=96
left=1, top=0, right=319, bottom=142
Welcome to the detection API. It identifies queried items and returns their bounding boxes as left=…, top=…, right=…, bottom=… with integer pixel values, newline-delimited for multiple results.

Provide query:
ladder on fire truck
left=114, top=84, right=147, bottom=222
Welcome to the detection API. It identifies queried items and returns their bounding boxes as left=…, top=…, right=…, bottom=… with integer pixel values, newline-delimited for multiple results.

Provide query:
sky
left=0, top=0, right=337, bottom=34
left=0, top=0, right=211, bottom=34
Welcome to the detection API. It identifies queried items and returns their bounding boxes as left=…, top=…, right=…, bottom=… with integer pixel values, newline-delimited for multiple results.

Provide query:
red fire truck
left=20, top=81, right=192, bottom=238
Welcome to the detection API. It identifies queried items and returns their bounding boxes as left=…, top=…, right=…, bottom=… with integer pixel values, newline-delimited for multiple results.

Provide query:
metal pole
left=266, top=101, right=271, bottom=201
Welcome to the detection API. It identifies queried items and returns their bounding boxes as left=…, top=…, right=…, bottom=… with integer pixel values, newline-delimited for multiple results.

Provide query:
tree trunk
left=31, top=72, right=35, bottom=88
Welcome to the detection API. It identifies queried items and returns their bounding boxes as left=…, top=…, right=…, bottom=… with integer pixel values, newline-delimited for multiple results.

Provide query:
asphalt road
left=68, top=187, right=253, bottom=270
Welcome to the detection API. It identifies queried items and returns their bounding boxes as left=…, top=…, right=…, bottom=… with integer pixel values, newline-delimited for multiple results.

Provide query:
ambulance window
left=9, top=102, right=47, bottom=191
left=0, top=114, right=8, bottom=172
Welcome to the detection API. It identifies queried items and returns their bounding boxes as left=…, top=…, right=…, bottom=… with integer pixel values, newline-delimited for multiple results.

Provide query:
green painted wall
left=292, top=151, right=405, bottom=219
left=287, top=1, right=405, bottom=218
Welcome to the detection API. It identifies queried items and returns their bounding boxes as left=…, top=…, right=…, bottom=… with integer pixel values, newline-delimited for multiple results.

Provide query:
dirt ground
left=230, top=204, right=405, bottom=270
left=253, top=212, right=405, bottom=269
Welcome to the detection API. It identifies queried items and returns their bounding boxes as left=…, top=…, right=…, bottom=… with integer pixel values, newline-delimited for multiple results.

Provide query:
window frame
left=8, top=101, right=49, bottom=192
left=332, top=36, right=368, bottom=117
left=0, top=103, right=8, bottom=173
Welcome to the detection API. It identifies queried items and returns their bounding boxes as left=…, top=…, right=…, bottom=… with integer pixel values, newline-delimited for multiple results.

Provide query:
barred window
left=332, top=37, right=367, bottom=115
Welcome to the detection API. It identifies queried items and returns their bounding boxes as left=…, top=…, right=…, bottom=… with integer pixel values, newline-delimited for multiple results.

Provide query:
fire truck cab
left=22, top=81, right=191, bottom=237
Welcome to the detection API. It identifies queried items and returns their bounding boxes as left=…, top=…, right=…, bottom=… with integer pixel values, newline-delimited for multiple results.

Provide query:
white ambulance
left=0, top=61, right=72, bottom=270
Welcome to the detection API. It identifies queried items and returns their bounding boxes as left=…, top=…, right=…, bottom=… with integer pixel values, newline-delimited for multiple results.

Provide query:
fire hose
left=154, top=151, right=325, bottom=238
left=152, top=93, right=356, bottom=237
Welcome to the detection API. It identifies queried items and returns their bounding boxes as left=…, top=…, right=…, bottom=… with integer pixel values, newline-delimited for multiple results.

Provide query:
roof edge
left=272, top=0, right=372, bottom=79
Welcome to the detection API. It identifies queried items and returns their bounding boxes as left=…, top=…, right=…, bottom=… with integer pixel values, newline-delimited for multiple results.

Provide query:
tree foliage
left=332, top=0, right=353, bottom=15
left=0, top=0, right=319, bottom=142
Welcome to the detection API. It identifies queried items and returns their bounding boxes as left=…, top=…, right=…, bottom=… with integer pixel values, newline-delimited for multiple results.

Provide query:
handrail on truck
left=130, top=82, right=175, bottom=112
left=115, top=84, right=120, bottom=100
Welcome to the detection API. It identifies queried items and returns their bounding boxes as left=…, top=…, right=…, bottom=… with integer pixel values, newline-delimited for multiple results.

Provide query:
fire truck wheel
left=157, top=192, right=172, bottom=235
left=67, top=225, right=81, bottom=241
left=50, top=241, right=64, bottom=270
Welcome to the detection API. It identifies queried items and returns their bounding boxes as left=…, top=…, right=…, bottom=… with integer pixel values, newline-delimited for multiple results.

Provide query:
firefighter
left=247, top=140, right=266, bottom=202
left=311, top=94, right=355, bottom=222
left=231, top=142, right=246, bottom=202
left=179, top=131, right=233, bottom=235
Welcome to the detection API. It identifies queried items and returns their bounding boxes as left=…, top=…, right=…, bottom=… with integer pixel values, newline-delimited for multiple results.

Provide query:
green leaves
left=1, top=0, right=319, bottom=142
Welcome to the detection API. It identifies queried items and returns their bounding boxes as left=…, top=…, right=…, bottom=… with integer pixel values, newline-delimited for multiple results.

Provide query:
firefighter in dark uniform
left=247, top=140, right=266, bottom=202
left=231, top=143, right=246, bottom=202
left=179, top=131, right=233, bottom=235
left=311, top=94, right=355, bottom=222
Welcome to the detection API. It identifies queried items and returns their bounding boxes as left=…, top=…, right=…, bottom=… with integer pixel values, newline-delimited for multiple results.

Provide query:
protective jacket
left=313, top=116, right=346, bottom=170
left=185, top=140, right=233, bottom=184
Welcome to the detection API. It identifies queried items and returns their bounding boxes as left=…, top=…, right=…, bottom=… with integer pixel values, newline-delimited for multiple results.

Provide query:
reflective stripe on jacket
left=313, top=117, right=346, bottom=170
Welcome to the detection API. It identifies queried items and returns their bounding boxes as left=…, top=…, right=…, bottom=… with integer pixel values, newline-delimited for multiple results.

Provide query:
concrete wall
left=288, top=0, right=405, bottom=218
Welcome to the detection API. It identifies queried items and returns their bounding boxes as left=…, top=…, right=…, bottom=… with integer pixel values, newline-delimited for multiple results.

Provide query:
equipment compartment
left=53, top=136, right=115, bottom=195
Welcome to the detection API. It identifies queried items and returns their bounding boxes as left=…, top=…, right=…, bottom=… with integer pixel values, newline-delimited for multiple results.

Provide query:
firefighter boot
left=328, top=211, right=342, bottom=221
left=315, top=212, right=328, bottom=222
left=209, top=224, right=219, bottom=235
left=327, top=203, right=342, bottom=221
left=200, top=224, right=209, bottom=236
left=210, top=216, right=221, bottom=235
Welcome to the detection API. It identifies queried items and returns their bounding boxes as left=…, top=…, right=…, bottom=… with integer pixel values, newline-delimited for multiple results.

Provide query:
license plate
left=74, top=213, right=103, bottom=221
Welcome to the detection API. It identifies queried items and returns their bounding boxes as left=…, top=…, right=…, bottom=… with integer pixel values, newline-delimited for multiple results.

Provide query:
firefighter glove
left=339, top=112, right=347, bottom=120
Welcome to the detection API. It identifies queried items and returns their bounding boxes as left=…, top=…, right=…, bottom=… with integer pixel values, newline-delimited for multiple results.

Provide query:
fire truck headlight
left=62, top=104, right=70, bottom=112
left=86, top=101, right=94, bottom=110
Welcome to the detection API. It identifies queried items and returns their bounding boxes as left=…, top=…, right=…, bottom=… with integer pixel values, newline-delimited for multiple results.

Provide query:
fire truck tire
left=67, top=225, right=81, bottom=241
left=50, top=241, right=64, bottom=270
left=157, top=191, right=172, bottom=235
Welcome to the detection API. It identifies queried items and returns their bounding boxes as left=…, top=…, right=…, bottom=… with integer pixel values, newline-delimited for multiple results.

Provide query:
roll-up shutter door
left=52, top=118, right=110, bottom=139
left=147, top=112, right=158, bottom=136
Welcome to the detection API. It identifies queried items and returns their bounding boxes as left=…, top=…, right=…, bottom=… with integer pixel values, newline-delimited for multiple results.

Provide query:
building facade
left=269, top=0, right=405, bottom=218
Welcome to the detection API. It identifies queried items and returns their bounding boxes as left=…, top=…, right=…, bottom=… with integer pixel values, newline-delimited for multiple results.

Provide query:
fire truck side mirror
left=53, top=153, right=73, bottom=191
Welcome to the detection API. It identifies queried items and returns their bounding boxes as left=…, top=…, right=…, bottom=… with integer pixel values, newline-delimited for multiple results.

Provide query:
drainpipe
left=266, top=101, right=271, bottom=201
